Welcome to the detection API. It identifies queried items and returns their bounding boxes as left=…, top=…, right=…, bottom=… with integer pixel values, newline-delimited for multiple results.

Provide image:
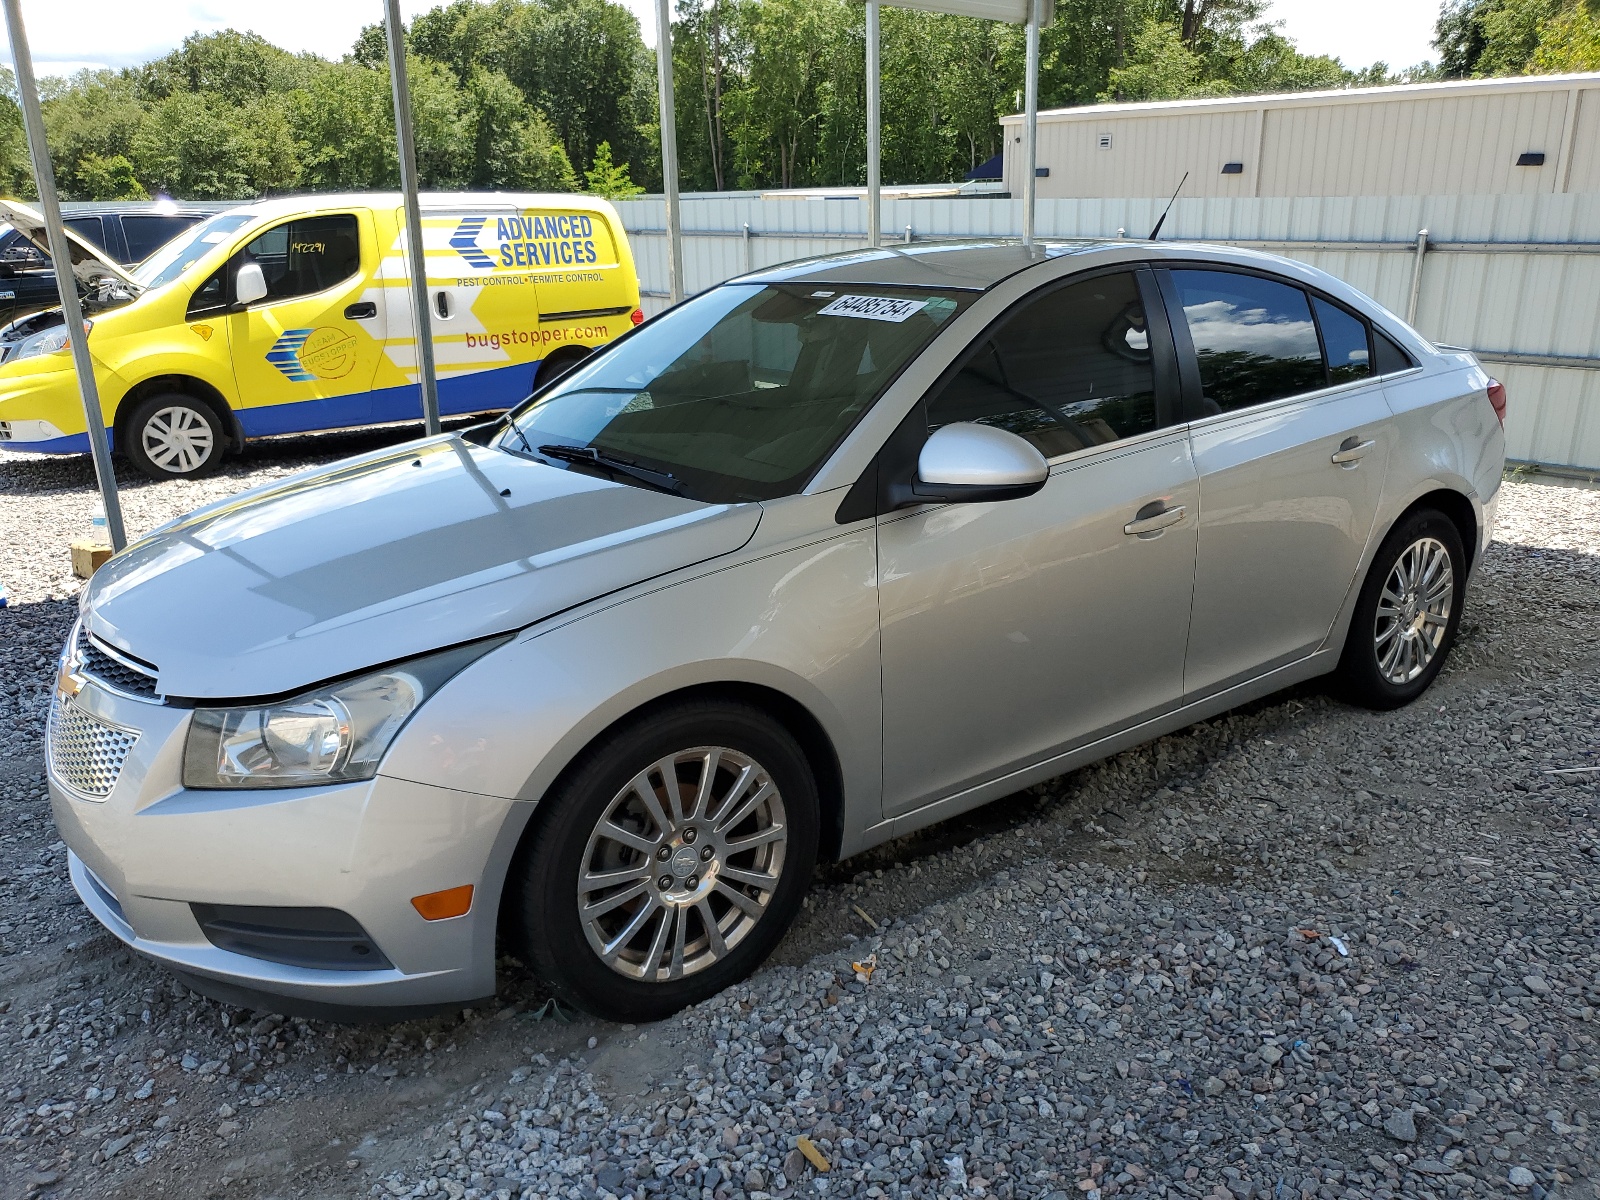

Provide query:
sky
left=0, top=0, right=1443, bottom=77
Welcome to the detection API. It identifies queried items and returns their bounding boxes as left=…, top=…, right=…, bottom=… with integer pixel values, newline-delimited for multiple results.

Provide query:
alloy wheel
left=140, top=404, right=215, bottom=474
left=576, top=746, right=787, bottom=982
left=1373, top=535, right=1453, bottom=685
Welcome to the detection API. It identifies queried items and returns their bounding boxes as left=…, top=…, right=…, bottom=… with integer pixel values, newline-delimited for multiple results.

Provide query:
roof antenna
left=1147, top=171, right=1189, bottom=240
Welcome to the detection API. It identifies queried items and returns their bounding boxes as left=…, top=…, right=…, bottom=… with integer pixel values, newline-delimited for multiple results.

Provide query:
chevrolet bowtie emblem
left=56, top=660, right=86, bottom=700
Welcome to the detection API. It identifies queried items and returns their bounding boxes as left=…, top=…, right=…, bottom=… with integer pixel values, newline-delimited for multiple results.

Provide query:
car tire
left=1334, top=507, right=1466, bottom=711
left=512, top=698, right=819, bottom=1022
left=123, top=393, right=227, bottom=480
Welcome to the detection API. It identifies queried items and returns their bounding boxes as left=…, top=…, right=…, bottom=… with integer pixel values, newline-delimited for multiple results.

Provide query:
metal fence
left=614, top=192, right=1600, bottom=473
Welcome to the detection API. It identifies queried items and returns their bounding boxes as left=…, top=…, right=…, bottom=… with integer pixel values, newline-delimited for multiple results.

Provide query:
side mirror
left=892, top=422, right=1049, bottom=509
left=233, top=262, right=268, bottom=308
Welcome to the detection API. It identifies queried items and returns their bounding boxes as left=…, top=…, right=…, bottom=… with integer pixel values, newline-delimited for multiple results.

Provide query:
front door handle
left=1331, top=436, right=1375, bottom=466
left=344, top=301, right=377, bottom=320
left=1124, top=502, right=1187, bottom=538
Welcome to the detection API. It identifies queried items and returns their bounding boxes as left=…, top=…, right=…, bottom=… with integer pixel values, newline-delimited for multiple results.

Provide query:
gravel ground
left=1, top=440, right=1597, bottom=1200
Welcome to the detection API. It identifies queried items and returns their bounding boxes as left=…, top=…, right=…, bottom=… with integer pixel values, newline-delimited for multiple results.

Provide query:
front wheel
left=1335, top=508, right=1466, bottom=710
left=512, top=699, right=818, bottom=1022
left=123, top=393, right=227, bottom=480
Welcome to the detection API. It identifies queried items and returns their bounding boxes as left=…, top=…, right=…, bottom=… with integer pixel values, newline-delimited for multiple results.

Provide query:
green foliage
left=1434, top=0, right=1599, bottom=76
left=15, top=0, right=1406, bottom=204
left=583, top=140, right=644, bottom=197
left=76, top=154, right=148, bottom=200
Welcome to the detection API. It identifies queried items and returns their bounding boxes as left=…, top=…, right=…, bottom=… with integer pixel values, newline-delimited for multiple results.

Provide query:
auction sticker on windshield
left=816, top=294, right=928, bottom=322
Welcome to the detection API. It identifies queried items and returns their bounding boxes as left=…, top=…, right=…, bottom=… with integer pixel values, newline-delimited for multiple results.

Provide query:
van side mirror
left=889, top=422, right=1049, bottom=509
left=233, top=262, right=268, bottom=308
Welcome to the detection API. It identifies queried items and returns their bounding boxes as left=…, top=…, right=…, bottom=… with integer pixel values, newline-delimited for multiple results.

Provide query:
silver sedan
left=48, top=240, right=1505, bottom=1021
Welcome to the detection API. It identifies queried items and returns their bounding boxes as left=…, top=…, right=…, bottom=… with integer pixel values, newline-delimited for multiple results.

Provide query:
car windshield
left=500, top=282, right=973, bottom=503
left=133, top=212, right=255, bottom=291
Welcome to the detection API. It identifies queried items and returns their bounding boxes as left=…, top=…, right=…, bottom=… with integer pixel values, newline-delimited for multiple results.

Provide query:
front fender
left=377, top=509, right=883, bottom=843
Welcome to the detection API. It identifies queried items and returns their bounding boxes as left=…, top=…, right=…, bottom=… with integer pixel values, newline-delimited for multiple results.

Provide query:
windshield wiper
left=535, top=443, right=685, bottom=495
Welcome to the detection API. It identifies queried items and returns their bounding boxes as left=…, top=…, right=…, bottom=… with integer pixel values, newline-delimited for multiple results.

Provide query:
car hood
left=0, top=199, right=142, bottom=312
left=83, top=437, right=762, bottom=699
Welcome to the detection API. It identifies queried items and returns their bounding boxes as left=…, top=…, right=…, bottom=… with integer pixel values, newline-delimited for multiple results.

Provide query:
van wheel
left=123, top=393, right=226, bottom=480
left=512, top=699, right=818, bottom=1022
left=1334, top=508, right=1465, bottom=710
left=534, top=347, right=589, bottom=391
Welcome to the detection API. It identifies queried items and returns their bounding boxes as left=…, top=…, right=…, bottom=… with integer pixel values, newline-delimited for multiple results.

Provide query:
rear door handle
left=1331, top=436, right=1375, bottom=466
left=344, top=301, right=377, bottom=319
left=1124, top=503, right=1187, bottom=537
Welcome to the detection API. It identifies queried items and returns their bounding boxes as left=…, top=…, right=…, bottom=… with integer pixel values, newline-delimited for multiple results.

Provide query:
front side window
left=927, top=270, right=1158, bottom=458
left=64, top=216, right=108, bottom=252
left=123, top=214, right=198, bottom=263
left=1172, top=269, right=1324, bottom=413
left=240, top=214, right=361, bottom=303
left=503, top=283, right=973, bottom=503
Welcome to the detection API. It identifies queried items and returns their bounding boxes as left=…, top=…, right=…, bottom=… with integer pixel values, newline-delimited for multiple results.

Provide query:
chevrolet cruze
left=48, top=240, right=1506, bottom=1021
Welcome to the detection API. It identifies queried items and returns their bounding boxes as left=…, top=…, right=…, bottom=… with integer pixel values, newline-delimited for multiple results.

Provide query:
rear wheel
left=123, top=393, right=226, bottom=480
left=533, top=346, right=589, bottom=391
left=513, top=699, right=818, bottom=1022
left=1335, top=508, right=1466, bottom=710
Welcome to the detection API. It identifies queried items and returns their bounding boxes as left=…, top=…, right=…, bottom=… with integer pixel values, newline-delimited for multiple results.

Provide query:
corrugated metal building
left=1001, top=74, right=1600, bottom=200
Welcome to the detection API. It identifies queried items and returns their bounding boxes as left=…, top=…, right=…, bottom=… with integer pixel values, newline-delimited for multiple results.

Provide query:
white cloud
left=1261, top=0, right=1440, bottom=70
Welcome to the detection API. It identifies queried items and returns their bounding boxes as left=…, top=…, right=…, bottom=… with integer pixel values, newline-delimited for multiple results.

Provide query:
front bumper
left=48, top=679, right=529, bottom=1012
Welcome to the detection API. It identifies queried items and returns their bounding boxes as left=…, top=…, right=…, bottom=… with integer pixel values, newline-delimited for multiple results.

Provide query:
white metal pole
left=866, top=0, right=881, bottom=248
left=3, top=0, right=125, bottom=550
left=384, top=0, right=441, bottom=436
left=1021, top=0, right=1040, bottom=247
left=654, top=0, right=685, bottom=304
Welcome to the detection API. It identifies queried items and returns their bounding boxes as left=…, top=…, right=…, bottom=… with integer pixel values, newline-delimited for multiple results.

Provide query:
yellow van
left=0, top=193, right=641, bottom=478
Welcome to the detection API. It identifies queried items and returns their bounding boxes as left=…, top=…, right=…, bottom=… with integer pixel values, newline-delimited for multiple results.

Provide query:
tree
left=1529, top=3, right=1600, bottom=69
left=1435, top=0, right=1600, bottom=75
left=77, top=154, right=148, bottom=200
left=1102, top=18, right=1228, bottom=99
left=583, top=140, right=644, bottom=197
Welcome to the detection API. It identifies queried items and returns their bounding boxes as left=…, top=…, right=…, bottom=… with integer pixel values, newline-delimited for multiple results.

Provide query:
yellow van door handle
left=344, top=302, right=376, bottom=320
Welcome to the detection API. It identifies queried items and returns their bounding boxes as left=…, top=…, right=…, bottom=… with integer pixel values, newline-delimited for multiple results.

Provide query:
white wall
left=612, top=191, right=1600, bottom=472
left=998, top=76, right=1600, bottom=200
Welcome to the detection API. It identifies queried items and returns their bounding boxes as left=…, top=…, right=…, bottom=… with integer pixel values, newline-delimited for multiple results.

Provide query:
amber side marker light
left=412, top=885, right=474, bottom=920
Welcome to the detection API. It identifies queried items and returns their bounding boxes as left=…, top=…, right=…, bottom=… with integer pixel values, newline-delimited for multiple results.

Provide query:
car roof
left=742, top=237, right=1369, bottom=297
left=745, top=239, right=1110, bottom=291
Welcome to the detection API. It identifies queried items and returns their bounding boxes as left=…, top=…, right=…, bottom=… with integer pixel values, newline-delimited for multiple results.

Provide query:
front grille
left=47, top=696, right=139, bottom=799
left=77, top=630, right=160, bottom=700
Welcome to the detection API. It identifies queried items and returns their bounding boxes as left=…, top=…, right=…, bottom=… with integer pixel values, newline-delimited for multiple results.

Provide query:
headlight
left=182, top=638, right=506, bottom=789
left=9, top=320, right=89, bottom=363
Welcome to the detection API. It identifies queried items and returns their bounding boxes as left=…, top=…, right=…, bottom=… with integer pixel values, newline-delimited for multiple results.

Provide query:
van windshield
left=499, top=283, right=973, bottom=503
left=133, top=212, right=255, bottom=291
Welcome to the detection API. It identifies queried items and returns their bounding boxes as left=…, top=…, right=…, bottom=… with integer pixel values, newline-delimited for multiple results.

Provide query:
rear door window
left=1171, top=269, right=1324, bottom=413
left=1312, top=297, right=1372, bottom=386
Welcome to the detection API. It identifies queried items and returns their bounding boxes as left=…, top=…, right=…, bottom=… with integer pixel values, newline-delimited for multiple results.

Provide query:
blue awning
left=965, top=152, right=1003, bottom=181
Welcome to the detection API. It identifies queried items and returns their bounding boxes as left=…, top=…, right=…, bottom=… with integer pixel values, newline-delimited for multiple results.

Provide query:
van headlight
left=8, top=320, right=89, bottom=363
left=182, top=638, right=506, bottom=789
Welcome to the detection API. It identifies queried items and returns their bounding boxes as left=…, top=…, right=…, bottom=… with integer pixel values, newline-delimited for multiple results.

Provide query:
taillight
left=629, top=308, right=644, bottom=326
left=1487, top=378, right=1507, bottom=426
